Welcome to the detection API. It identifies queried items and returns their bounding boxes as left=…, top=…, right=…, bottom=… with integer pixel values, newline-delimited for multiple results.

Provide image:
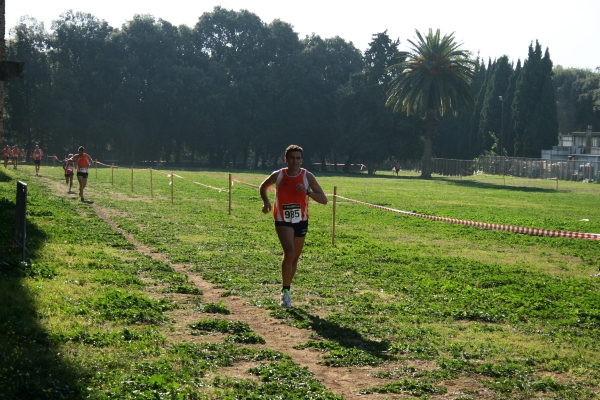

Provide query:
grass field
left=1, top=163, right=600, bottom=399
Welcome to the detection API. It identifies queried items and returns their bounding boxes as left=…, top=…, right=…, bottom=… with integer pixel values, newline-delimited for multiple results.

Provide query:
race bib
left=79, top=166, right=88, bottom=173
left=282, top=204, right=301, bottom=223
left=67, top=165, right=74, bottom=171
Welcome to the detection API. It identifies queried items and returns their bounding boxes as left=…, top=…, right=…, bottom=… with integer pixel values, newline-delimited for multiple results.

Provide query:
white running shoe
left=280, top=290, right=292, bottom=308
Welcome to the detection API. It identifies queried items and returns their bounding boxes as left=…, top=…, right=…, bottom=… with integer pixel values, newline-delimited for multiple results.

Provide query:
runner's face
left=285, top=151, right=303, bottom=170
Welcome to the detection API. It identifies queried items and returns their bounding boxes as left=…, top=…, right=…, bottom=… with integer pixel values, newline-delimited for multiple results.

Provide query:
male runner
left=63, top=154, right=75, bottom=193
left=70, top=146, right=94, bottom=202
left=259, top=144, right=327, bottom=308
left=33, top=145, right=43, bottom=176
left=12, top=145, right=19, bottom=169
left=3, top=145, right=9, bottom=168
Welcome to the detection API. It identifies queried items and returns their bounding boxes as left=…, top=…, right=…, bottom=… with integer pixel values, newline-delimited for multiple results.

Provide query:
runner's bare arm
left=259, top=171, right=279, bottom=214
left=305, top=173, right=328, bottom=205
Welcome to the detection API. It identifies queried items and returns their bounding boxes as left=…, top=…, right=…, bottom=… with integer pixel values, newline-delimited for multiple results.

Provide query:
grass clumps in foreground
left=80, top=289, right=174, bottom=324
left=4, top=165, right=600, bottom=398
left=195, top=300, right=230, bottom=314
left=359, top=378, right=448, bottom=396
left=0, top=167, right=342, bottom=399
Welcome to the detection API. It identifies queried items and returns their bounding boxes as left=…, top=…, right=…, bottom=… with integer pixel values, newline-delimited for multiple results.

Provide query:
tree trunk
left=421, top=108, right=435, bottom=179
left=175, top=136, right=182, bottom=167
left=343, top=157, right=352, bottom=174
left=253, top=149, right=260, bottom=170
left=0, top=0, right=5, bottom=145
left=242, top=146, right=248, bottom=169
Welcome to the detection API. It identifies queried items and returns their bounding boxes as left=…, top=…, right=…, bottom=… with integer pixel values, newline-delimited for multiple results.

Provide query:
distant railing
left=476, top=156, right=598, bottom=182
left=414, top=157, right=599, bottom=182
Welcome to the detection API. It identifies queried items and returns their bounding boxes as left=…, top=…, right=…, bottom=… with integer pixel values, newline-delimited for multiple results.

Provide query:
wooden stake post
left=228, top=173, right=232, bottom=215
left=331, top=186, right=337, bottom=246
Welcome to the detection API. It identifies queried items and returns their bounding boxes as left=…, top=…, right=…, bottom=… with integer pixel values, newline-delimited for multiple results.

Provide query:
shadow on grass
left=0, top=172, right=84, bottom=399
left=438, top=177, right=558, bottom=193
left=272, top=307, right=392, bottom=360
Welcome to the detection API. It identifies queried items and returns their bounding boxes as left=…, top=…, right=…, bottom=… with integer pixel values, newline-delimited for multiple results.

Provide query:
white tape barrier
left=335, top=195, right=600, bottom=241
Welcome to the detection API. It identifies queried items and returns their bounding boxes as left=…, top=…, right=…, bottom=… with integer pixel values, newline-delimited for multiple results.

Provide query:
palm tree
left=386, top=29, right=475, bottom=179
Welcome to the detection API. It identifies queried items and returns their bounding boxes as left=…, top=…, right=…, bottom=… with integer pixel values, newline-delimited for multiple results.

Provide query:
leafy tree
left=195, top=7, right=272, bottom=167
left=299, top=34, right=363, bottom=170
left=5, top=17, right=52, bottom=155
left=49, top=11, right=115, bottom=155
left=337, top=31, right=422, bottom=174
left=554, top=66, right=600, bottom=134
left=386, top=29, right=475, bottom=178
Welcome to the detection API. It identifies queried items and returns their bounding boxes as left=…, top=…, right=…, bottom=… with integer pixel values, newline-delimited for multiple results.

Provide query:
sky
left=5, top=0, right=600, bottom=70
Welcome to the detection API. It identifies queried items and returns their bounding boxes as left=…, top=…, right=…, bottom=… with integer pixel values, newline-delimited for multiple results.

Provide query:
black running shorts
left=275, top=220, right=308, bottom=237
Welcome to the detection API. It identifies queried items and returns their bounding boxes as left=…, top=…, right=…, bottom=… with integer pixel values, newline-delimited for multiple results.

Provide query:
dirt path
left=43, top=177, right=484, bottom=399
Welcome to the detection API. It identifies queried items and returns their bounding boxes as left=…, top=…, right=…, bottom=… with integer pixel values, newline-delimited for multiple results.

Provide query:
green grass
left=2, top=163, right=600, bottom=399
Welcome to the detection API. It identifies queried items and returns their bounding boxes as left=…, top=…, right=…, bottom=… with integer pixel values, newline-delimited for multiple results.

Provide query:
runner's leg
left=77, top=175, right=84, bottom=197
left=275, top=226, right=305, bottom=286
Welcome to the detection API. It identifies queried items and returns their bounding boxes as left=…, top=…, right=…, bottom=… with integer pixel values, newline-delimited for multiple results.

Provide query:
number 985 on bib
left=282, top=204, right=302, bottom=223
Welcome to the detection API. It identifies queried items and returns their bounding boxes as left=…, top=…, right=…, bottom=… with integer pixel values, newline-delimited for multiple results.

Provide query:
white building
left=542, top=126, right=600, bottom=160
left=541, top=126, right=600, bottom=181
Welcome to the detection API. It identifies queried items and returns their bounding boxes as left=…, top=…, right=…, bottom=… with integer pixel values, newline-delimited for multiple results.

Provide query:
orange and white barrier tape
left=335, top=195, right=600, bottom=241
left=164, top=172, right=227, bottom=192
left=232, top=178, right=275, bottom=192
left=95, top=161, right=118, bottom=167
left=191, top=179, right=227, bottom=192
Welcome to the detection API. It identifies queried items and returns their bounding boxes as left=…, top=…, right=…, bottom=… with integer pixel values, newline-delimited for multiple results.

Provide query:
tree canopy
left=4, top=8, right=595, bottom=169
left=386, top=29, right=475, bottom=178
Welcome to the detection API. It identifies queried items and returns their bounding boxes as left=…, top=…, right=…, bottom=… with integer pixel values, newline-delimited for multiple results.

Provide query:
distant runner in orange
left=12, top=145, right=19, bottom=169
left=70, top=146, right=94, bottom=202
left=3, top=145, right=9, bottom=168
left=33, top=145, right=44, bottom=176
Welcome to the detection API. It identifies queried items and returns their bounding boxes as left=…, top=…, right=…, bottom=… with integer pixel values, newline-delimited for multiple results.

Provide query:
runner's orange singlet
left=33, top=149, right=42, bottom=160
left=273, top=168, right=309, bottom=223
left=78, top=153, right=90, bottom=173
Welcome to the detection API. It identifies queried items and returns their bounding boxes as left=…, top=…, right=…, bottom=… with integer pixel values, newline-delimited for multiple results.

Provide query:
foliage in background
left=5, top=8, right=598, bottom=170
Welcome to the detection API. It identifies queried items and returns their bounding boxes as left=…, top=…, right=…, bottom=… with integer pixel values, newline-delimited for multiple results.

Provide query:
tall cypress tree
left=522, top=49, right=558, bottom=156
left=468, top=58, right=490, bottom=157
left=512, top=41, right=558, bottom=157
left=503, top=60, right=520, bottom=156
left=478, top=56, right=513, bottom=154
